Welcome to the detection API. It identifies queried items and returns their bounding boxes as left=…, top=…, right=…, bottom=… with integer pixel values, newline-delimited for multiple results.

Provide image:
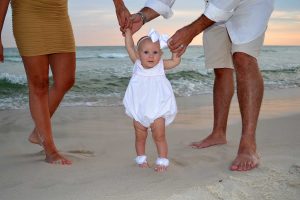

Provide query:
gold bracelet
left=136, top=12, right=147, bottom=24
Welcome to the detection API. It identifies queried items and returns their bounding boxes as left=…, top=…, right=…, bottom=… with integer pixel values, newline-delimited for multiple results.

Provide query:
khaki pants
left=203, top=25, right=265, bottom=69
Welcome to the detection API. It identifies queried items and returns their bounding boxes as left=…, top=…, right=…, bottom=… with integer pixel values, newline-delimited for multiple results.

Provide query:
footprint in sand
left=288, top=164, right=300, bottom=189
left=64, top=150, right=95, bottom=160
left=170, top=158, right=187, bottom=167
left=36, top=149, right=95, bottom=160
left=288, top=164, right=300, bottom=176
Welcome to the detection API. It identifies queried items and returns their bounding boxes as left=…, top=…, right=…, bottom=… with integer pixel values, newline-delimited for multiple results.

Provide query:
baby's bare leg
left=150, top=118, right=168, bottom=172
left=133, top=120, right=149, bottom=168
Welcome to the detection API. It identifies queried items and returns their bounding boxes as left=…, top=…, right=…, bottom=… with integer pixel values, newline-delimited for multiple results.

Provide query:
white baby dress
left=123, top=59, right=177, bottom=127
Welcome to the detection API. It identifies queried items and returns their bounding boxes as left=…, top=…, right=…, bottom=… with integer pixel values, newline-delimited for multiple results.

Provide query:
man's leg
left=190, top=25, right=234, bottom=148
left=230, top=32, right=265, bottom=171
left=191, top=68, right=234, bottom=148
left=230, top=52, right=262, bottom=171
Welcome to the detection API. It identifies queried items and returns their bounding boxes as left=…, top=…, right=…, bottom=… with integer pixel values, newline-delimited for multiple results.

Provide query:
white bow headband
left=137, top=28, right=169, bottom=49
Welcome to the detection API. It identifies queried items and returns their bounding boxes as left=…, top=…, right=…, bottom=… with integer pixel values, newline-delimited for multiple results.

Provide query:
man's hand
left=168, top=15, right=214, bottom=57
left=168, top=25, right=195, bottom=57
left=128, top=13, right=144, bottom=35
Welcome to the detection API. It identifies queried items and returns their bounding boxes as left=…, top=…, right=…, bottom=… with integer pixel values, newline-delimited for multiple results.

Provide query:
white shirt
left=144, top=0, right=274, bottom=44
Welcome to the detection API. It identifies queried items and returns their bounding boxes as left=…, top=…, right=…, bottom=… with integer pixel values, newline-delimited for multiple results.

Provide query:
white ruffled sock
left=135, top=155, right=147, bottom=165
left=155, top=157, right=169, bottom=167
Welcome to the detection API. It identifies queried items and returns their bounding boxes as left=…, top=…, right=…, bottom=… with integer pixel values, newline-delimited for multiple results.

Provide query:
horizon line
left=4, top=44, right=300, bottom=49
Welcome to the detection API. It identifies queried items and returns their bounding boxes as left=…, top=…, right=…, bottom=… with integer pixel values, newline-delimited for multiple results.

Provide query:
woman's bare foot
left=28, top=128, right=42, bottom=145
left=41, top=139, right=72, bottom=165
left=190, top=133, right=227, bottom=149
left=230, top=134, right=259, bottom=171
left=45, top=151, right=72, bottom=165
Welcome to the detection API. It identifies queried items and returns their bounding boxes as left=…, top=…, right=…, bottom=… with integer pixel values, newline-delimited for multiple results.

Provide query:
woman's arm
left=163, top=52, right=181, bottom=70
left=113, top=0, right=132, bottom=31
left=124, top=29, right=138, bottom=63
left=0, top=0, right=11, bottom=62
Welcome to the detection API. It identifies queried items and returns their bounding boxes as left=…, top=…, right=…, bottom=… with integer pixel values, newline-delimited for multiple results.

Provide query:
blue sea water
left=1, top=46, right=300, bottom=110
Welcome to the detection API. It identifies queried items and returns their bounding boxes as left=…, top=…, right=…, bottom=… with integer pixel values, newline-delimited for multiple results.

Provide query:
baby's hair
left=137, top=36, right=150, bottom=49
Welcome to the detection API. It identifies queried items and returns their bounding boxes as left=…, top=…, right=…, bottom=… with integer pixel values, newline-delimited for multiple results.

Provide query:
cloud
left=270, top=11, right=300, bottom=22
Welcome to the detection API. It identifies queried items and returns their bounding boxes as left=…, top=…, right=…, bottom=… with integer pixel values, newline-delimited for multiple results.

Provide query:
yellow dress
left=11, top=0, right=75, bottom=56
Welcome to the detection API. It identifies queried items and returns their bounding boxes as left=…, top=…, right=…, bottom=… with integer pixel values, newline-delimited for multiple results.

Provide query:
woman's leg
left=150, top=117, right=168, bottom=172
left=29, top=52, right=75, bottom=144
left=23, top=55, right=71, bottom=165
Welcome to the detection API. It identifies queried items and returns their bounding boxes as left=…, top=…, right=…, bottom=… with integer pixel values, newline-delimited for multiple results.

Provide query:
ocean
left=1, top=46, right=300, bottom=110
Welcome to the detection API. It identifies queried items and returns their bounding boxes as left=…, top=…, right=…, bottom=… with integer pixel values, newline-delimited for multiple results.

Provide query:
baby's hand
left=172, top=52, right=181, bottom=59
left=124, top=28, right=132, bottom=36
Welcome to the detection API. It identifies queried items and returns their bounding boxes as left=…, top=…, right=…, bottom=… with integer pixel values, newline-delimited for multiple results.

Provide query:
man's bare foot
left=230, top=134, right=259, bottom=171
left=190, top=133, right=227, bottom=149
left=45, top=151, right=72, bottom=165
left=28, top=128, right=42, bottom=145
left=230, top=153, right=259, bottom=171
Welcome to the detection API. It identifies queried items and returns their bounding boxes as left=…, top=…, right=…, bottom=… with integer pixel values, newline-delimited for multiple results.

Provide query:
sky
left=2, top=0, right=300, bottom=47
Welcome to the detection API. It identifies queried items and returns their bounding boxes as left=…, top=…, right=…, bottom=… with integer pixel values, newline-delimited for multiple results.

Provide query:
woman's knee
left=28, top=76, right=49, bottom=96
left=54, top=74, right=75, bottom=93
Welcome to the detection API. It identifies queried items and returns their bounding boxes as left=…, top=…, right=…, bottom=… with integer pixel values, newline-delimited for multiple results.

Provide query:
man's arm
left=129, top=0, right=175, bottom=35
left=143, top=0, right=175, bottom=19
left=204, top=0, right=239, bottom=23
left=168, top=0, right=240, bottom=56
left=128, top=7, right=160, bottom=35
left=168, top=14, right=215, bottom=57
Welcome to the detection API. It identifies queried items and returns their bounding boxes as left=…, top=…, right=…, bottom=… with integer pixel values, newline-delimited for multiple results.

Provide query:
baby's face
left=138, top=39, right=162, bottom=69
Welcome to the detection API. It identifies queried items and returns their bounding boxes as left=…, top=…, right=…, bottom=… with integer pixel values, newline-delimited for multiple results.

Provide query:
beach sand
left=0, top=88, right=300, bottom=200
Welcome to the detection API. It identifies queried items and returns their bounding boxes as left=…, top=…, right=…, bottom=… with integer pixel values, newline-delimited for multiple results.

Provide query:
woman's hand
left=114, top=0, right=132, bottom=33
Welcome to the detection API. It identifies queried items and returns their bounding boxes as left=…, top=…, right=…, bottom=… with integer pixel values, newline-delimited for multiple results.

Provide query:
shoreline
left=0, top=87, right=300, bottom=200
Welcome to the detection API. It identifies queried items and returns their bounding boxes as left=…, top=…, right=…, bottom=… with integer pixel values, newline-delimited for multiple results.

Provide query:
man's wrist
left=136, top=12, right=147, bottom=24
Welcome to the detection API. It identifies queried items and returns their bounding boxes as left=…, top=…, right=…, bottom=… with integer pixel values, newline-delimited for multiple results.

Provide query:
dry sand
left=0, top=88, right=299, bottom=200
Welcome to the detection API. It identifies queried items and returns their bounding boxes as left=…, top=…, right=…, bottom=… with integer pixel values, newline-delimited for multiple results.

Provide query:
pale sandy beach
left=0, top=88, right=300, bottom=200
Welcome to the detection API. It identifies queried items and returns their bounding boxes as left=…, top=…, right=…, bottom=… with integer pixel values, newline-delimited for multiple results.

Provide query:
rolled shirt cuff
left=145, top=0, right=174, bottom=19
left=204, top=2, right=233, bottom=23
